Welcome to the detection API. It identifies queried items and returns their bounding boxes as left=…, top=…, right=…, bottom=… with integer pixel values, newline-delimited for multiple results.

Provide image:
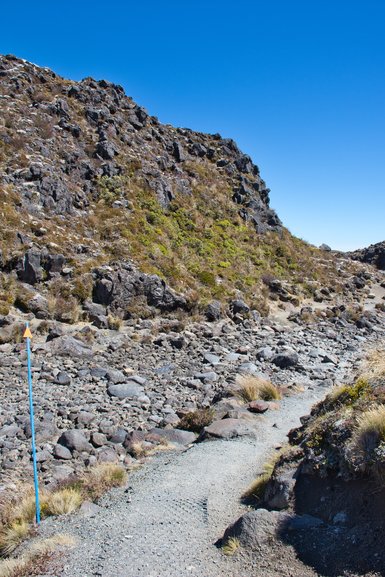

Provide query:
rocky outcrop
left=348, top=240, right=385, bottom=270
left=92, top=262, right=188, bottom=317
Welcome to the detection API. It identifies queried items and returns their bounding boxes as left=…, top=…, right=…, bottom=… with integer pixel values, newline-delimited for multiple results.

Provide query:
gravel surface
left=40, top=374, right=344, bottom=577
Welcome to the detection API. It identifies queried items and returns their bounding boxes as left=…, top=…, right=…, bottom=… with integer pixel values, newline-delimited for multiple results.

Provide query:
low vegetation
left=221, top=537, right=240, bottom=556
left=285, top=346, right=385, bottom=479
left=0, top=534, right=75, bottom=577
left=242, top=451, right=284, bottom=502
left=235, top=375, right=282, bottom=403
left=353, top=405, right=385, bottom=463
left=0, top=464, right=127, bottom=558
left=178, top=408, right=215, bottom=433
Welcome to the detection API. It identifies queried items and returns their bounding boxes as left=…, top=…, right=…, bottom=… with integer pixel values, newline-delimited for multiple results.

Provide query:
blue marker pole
left=24, top=322, right=41, bottom=525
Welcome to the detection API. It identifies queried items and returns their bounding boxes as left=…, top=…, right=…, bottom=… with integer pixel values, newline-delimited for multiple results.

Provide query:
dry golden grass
left=362, top=348, right=385, bottom=382
left=241, top=449, right=286, bottom=501
left=27, top=533, right=75, bottom=556
left=235, top=375, right=282, bottom=402
left=45, top=489, right=82, bottom=516
left=129, top=439, right=174, bottom=459
left=242, top=472, right=270, bottom=501
left=0, top=522, right=30, bottom=557
left=76, top=463, right=127, bottom=501
left=353, top=405, right=385, bottom=455
left=0, top=465, right=127, bottom=559
left=222, top=537, right=240, bottom=556
left=0, top=534, right=75, bottom=577
left=107, top=315, right=123, bottom=330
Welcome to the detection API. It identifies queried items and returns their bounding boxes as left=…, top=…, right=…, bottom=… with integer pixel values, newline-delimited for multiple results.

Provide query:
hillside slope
left=0, top=54, right=362, bottom=322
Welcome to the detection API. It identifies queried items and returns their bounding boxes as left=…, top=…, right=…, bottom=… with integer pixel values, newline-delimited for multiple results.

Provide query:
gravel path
left=41, top=375, right=342, bottom=577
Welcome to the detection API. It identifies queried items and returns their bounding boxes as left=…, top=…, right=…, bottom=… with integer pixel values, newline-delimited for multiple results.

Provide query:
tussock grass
left=235, top=375, right=282, bottom=403
left=75, top=463, right=128, bottom=501
left=353, top=405, right=385, bottom=456
left=242, top=472, right=270, bottom=501
left=129, top=439, right=174, bottom=459
left=0, top=465, right=127, bottom=559
left=0, top=534, right=75, bottom=577
left=0, top=522, right=30, bottom=557
left=107, top=315, right=122, bottom=330
left=222, top=537, right=240, bottom=556
left=242, top=450, right=285, bottom=501
left=27, top=533, right=75, bottom=555
left=45, top=489, right=82, bottom=516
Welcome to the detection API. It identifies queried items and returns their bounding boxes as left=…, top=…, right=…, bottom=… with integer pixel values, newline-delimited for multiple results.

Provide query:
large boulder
left=57, top=429, right=92, bottom=453
left=107, top=381, right=146, bottom=400
left=222, top=509, right=291, bottom=550
left=202, top=418, right=257, bottom=440
left=48, top=335, right=93, bottom=358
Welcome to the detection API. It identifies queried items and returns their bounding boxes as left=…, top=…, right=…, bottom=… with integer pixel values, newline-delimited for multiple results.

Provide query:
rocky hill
left=1, top=53, right=385, bottom=577
left=0, top=53, right=368, bottom=325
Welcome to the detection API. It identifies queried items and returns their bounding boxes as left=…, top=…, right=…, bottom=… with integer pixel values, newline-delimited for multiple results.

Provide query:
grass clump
left=107, top=315, right=122, bottom=330
left=363, top=348, right=385, bottom=382
left=221, top=537, right=240, bottom=556
left=353, top=405, right=385, bottom=458
left=73, top=463, right=128, bottom=501
left=0, top=534, right=75, bottom=577
left=0, top=522, right=30, bottom=557
left=241, top=450, right=284, bottom=502
left=45, top=489, right=82, bottom=516
left=178, top=408, right=215, bottom=433
left=0, top=465, right=127, bottom=559
left=235, top=375, right=282, bottom=402
left=242, top=472, right=271, bottom=502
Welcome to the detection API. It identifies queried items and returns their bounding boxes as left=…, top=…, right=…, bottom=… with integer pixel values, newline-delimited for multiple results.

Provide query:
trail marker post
left=24, top=322, right=41, bottom=525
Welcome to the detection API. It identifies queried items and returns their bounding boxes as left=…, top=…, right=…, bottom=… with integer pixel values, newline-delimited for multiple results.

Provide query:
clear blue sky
left=1, top=0, right=384, bottom=250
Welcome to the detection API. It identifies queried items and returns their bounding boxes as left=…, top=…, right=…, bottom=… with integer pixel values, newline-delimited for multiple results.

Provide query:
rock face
left=349, top=241, right=385, bottom=270
left=92, top=263, right=187, bottom=317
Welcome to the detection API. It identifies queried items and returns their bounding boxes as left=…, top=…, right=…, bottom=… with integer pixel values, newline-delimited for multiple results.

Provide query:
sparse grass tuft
left=242, top=472, right=270, bottom=501
left=353, top=405, right=385, bottom=457
left=241, top=450, right=285, bottom=502
left=107, top=315, right=122, bottom=331
left=235, top=375, right=282, bottom=402
left=222, top=537, right=240, bottom=556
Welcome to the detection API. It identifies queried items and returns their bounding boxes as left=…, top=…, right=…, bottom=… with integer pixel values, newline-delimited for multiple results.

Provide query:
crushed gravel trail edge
left=39, top=360, right=356, bottom=577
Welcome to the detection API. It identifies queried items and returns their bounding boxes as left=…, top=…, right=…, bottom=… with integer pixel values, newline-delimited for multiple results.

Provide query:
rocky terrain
left=1, top=53, right=385, bottom=577
left=0, top=271, right=384, bottom=488
left=222, top=323, right=385, bottom=577
left=349, top=241, right=385, bottom=271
